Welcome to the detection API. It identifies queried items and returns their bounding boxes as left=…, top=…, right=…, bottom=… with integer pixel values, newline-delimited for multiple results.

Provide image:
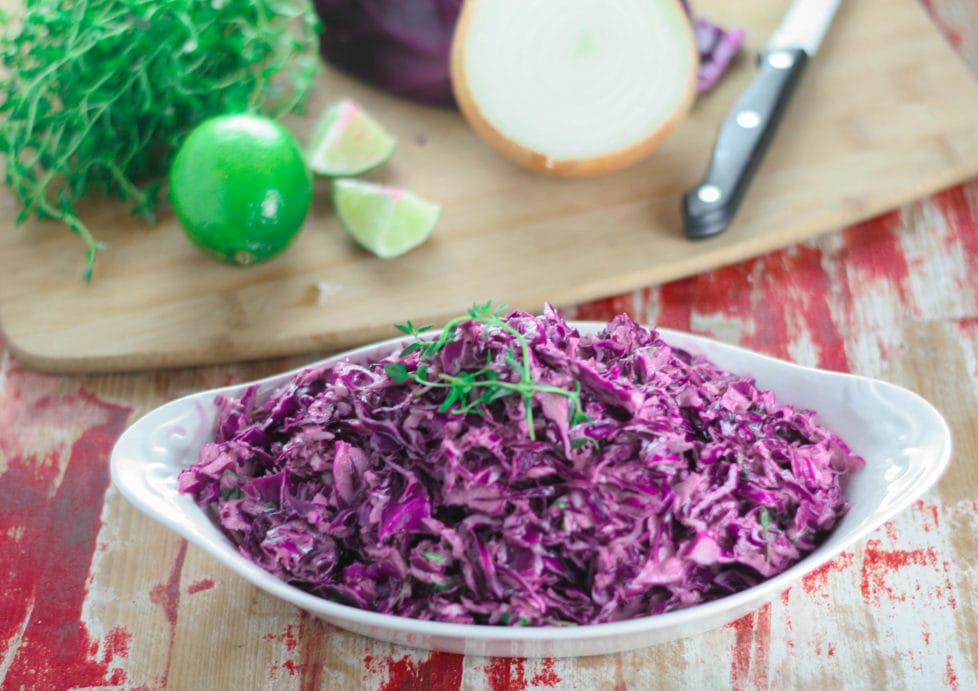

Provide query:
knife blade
left=682, top=0, right=843, bottom=239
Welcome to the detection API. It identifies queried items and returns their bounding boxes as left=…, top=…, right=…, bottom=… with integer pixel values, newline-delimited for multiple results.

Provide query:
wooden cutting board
left=2, top=0, right=977, bottom=373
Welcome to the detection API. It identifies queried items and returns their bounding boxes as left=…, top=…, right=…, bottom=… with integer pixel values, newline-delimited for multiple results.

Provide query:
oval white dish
left=110, top=323, right=951, bottom=658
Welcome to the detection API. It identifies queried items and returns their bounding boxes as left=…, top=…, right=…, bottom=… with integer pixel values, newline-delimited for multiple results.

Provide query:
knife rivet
left=736, top=110, right=761, bottom=129
left=768, top=51, right=793, bottom=70
left=697, top=185, right=722, bottom=204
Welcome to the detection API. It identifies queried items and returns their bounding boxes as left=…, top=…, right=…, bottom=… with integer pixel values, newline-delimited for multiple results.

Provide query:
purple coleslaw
left=178, top=305, right=863, bottom=626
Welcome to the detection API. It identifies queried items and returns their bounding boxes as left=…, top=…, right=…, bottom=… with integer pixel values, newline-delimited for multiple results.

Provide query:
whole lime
left=169, top=113, right=313, bottom=266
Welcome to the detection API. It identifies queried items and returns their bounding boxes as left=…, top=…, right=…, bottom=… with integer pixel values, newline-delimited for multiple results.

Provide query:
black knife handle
left=683, top=47, right=810, bottom=239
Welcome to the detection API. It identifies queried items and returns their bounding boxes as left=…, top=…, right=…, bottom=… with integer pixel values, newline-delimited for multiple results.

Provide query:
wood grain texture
left=2, top=0, right=978, bottom=373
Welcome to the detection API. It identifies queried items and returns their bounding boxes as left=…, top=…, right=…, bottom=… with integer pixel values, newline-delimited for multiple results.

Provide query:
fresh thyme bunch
left=0, top=0, right=321, bottom=280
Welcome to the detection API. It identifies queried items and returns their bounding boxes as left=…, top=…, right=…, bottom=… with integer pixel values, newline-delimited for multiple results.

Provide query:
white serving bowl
left=110, top=323, right=951, bottom=658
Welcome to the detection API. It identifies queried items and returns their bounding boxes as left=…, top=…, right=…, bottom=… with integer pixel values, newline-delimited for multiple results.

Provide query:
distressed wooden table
left=3, top=3, right=978, bottom=689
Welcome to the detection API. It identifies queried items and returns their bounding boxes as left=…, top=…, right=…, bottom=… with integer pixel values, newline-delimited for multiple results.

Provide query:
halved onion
left=450, top=0, right=699, bottom=177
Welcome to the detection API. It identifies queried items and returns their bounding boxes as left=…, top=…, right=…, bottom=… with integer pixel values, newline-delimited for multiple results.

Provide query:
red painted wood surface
left=3, top=3, right=978, bottom=689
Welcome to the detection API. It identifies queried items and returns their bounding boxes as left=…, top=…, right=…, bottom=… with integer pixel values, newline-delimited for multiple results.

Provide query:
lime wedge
left=333, top=179, right=440, bottom=259
left=307, top=99, right=397, bottom=177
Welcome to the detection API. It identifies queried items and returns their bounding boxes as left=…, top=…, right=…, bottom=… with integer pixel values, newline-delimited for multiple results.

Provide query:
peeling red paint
left=530, top=657, right=561, bottom=687
left=657, top=278, right=696, bottom=332
left=915, top=500, right=941, bottom=533
left=297, top=614, right=330, bottom=691
left=839, top=210, right=912, bottom=309
left=752, top=604, right=772, bottom=688
left=657, top=247, right=850, bottom=371
left=102, top=626, right=132, bottom=661
left=729, top=611, right=756, bottom=690
left=934, top=187, right=978, bottom=289
left=747, top=245, right=850, bottom=371
left=186, top=577, right=215, bottom=594
left=801, top=551, right=855, bottom=598
left=363, top=652, right=464, bottom=691
left=578, top=222, right=886, bottom=376
left=265, top=656, right=302, bottom=681
left=571, top=294, right=639, bottom=322
left=946, top=654, right=960, bottom=690
left=264, top=624, right=308, bottom=689
left=149, top=540, right=188, bottom=626
left=270, top=656, right=295, bottom=681
left=423, top=653, right=465, bottom=690
left=779, top=590, right=796, bottom=652
left=148, top=539, right=187, bottom=687
left=728, top=604, right=772, bottom=691
left=484, top=657, right=527, bottom=691
left=884, top=522, right=900, bottom=542
left=932, top=190, right=978, bottom=302
left=940, top=560, right=958, bottom=607
left=0, top=376, right=133, bottom=690
left=860, top=539, right=957, bottom=609
left=953, top=316, right=978, bottom=342
left=381, top=656, right=419, bottom=691
left=264, top=623, right=300, bottom=652
left=612, top=653, right=627, bottom=691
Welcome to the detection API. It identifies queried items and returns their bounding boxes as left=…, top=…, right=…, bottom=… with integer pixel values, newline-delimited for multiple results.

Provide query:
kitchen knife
left=682, top=0, right=843, bottom=239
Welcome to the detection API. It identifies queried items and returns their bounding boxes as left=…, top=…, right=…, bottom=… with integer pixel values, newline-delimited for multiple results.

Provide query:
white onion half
left=451, top=0, right=699, bottom=176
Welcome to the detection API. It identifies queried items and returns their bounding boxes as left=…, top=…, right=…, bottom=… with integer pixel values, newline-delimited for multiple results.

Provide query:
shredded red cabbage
left=179, top=307, right=863, bottom=626
left=680, top=0, right=747, bottom=92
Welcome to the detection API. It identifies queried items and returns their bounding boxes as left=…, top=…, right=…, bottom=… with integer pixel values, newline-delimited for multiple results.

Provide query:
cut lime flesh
left=332, top=179, right=440, bottom=259
left=308, top=99, right=397, bottom=177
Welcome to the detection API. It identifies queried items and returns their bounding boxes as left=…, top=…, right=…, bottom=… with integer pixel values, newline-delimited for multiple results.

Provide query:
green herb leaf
left=438, top=387, right=461, bottom=412
left=759, top=507, right=773, bottom=561
left=759, top=507, right=771, bottom=536
left=384, top=362, right=410, bottom=383
left=220, top=486, right=244, bottom=500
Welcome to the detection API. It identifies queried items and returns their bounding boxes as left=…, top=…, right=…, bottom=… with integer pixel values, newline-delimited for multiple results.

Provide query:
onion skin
left=450, top=0, right=699, bottom=177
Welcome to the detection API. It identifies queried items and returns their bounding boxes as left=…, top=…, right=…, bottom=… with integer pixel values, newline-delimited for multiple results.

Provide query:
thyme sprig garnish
left=384, top=302, right=590, bottom=440
left=759, top=507, right=773, bottom=561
